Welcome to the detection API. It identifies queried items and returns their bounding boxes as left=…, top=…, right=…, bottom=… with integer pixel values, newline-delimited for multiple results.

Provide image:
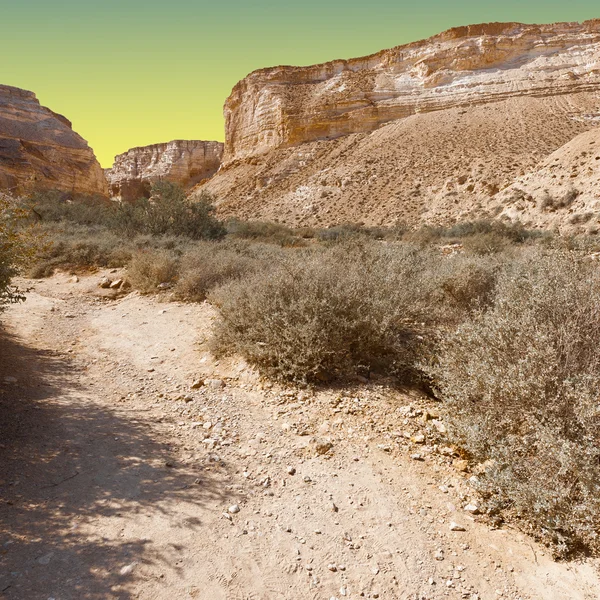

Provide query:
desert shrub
left=426, top=251, right=600, bottom=556
left=540, top=188, right=580, bottom=212
left=406, top=220, right=547, bottom=248
left=174, top=241, right=261, bottom=302
left=210, top=242, right=437, bottom=384
left=0, top=193, right=36, bottom=307
left=24, top=184, right=225, bottom=240
left=26, top=224, right=132, bottom=277
left=226, top=219, right=303, bottom=246
left=25, top=190, right=114, bottom=226
left=126, top=249, right=180, bottom=293
left=316, top=223, right=386, bottom=243
left=431, top=253, right=500, bottom=322
left=115, top=183, right=226, bottom=240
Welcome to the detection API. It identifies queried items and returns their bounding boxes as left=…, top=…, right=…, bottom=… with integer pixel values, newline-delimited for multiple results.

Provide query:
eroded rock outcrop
left=106, top=140, right=223, bottom=201
left=0, top=85, right=108, bottom=196
left=198, top=20, right=600, bottom=229
left=224, top=20, right=600, bottom=163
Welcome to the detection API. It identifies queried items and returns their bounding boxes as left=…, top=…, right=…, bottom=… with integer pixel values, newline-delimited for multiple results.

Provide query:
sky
left=1, top=0, right=599, bottom=167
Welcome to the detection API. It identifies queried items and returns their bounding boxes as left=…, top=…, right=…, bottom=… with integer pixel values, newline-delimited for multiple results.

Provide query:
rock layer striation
left=0, top=85, right=107, bottom=196
left=224, top=20, right=600, bottom=163
left=106, top=140, right=223, bottom=201
left=200, top=20, right=600, bottom=231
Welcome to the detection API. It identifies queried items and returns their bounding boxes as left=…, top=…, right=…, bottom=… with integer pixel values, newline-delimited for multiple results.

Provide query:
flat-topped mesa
left=0, top=84, right=108, bottom=196
left=224, top=20, right=600, bottom=162
left=106, top=140, right=224, bottom=201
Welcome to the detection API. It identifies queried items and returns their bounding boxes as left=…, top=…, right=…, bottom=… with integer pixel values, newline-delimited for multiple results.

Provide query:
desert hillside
left=197, top=21, right=600, bottom=230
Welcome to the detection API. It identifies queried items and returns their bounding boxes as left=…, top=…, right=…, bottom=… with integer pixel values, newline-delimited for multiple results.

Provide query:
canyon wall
left=223, top=20, right=600, bottom=163
left=106, top=140, right=223, bottom=201
left=0, top=85, right=107, bottom=196
left=198, top=21, right=600, bottom=231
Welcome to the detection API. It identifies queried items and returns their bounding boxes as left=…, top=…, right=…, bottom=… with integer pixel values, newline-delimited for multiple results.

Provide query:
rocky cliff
left=198, top=20, right=600, bottom=230
left=0, top=85, right=107, bottom=196
left=106, top=140, right=223, bottom=201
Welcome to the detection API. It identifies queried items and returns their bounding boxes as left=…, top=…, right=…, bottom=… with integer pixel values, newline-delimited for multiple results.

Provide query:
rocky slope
left=106, top=140, right=223, bottom=201
left=496, top=128, right=600, bottom=232
left=197, top=21, right=600, bottom=230
left=0, top=85, right=107, bottom=196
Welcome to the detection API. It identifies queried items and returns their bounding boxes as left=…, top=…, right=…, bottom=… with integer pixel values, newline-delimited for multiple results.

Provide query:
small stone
left=464, top=503, right=480, bottom=514
left=410, top=453, right=424, bottom=461
left=203, top=422, right=213, bottom=430
left=228, top=505, right=240, bottom=514
left=303, top=476, right=312, bottom=483
left=328, top=563, right=337, bottom=572
left=449, top=522, right=466, bottom=532
left=119, top=563, right=137, bottom=576
left=331, top=502, right=339, bottom=512
left=411, top=433, right=426, bottom=444
left=287, top=466, right=296, bottom=475
left=222, top=512, right=232, bottom=521
left=98, top=276, right=111, bottom=289
left=434, top=549, right=444, bottom=561
left=428, top=577, right=435, bottom=585
left=109, top=279, right=123, bottom=289
left=191, top=379, right=204, bottom=389
left=434, top=421, right=447, bottom=434
left=453, top=459, right=469, bottom=472
left=207, top=379, right=225, bottom=389
left=315, top=441, right=333, bottom=455
left=439, top=485, right=449, bottom=493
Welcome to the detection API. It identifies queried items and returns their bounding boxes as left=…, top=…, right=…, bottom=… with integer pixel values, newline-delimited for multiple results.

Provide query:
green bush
left=426, top=251, right=600, bottom=556
left=24, top=183, right=226, bottom=241
left=116, top=183, right=226, bottom=240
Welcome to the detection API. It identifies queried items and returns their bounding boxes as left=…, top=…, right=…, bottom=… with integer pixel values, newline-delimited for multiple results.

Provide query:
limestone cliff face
left=106, top=140, right=223, bottom=201
left=0, top=85, right=108, bottom=196
left=223, top=20, right=600, bottom=163
left=198, top=20, right=600, bottom=230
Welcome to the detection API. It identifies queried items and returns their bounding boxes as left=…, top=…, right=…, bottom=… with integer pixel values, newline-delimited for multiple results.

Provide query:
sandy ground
left=0, top=270, right=599, bottom=600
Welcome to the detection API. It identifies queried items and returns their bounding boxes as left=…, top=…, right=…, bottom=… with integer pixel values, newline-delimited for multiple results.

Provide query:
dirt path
left=0, top=271, right=598, bottom=600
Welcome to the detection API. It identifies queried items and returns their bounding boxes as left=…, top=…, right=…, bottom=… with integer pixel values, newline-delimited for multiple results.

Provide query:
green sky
left=2, top=0, right=599, bottom=166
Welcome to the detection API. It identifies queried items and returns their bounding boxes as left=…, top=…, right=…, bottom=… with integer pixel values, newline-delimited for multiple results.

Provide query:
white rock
left=449, top=522, right=466, bottom=531
left=228, top=504, right=240, bottom=514
left=119, top=562, right=137, bottom=575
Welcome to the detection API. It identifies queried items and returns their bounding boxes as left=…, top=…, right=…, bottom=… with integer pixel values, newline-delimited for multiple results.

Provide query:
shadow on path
left=0, top=327, right=227, bottom=599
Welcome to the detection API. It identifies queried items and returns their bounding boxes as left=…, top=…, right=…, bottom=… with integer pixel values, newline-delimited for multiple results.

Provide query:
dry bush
left=210, top=242, right=441, bottom=384
left=0, top=193, right=38, bottom=307
left=174, top=241, right=263, bottom=302
left=126, top=249, right=180, bottom=293
left=426, top=250, right=600, bottom=556
left=225, top=219, right=304, bottom=247
left=27, top=224, right=130, bottom=278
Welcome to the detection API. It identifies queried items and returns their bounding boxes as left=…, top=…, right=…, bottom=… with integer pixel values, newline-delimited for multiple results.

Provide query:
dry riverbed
left=0, top=271, right=598, bottom=600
